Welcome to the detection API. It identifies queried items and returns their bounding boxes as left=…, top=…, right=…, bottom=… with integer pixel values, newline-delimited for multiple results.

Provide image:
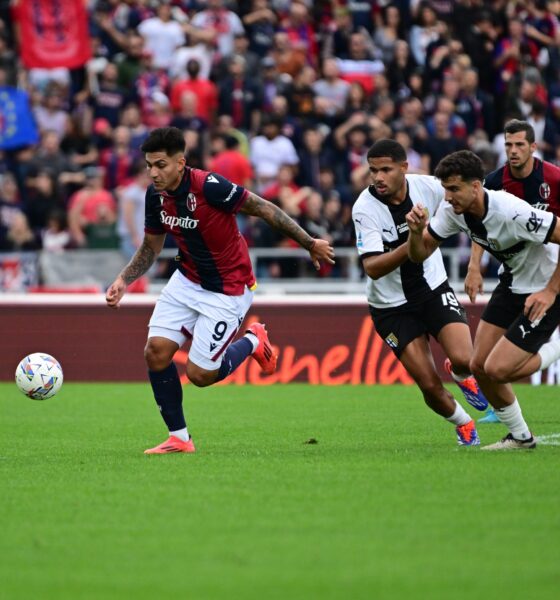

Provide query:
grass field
left=1, top=382, right=559, bottom=600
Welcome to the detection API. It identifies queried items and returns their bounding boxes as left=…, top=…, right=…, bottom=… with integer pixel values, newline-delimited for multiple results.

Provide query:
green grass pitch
left=1, top=382, right=559, bottom=600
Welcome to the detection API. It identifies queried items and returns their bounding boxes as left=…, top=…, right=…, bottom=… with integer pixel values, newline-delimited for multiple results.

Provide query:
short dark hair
left=503, top=119, right=535, bottom=144
left=140, top=127, right=186, bottom=155
left=224, top=135, right=240, bottom=150
left=434, top=150, right=484, bottom=182
left=367, top=139, right=407, bottom=162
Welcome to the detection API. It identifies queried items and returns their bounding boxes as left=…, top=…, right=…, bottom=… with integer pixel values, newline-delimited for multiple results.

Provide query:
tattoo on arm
left=120, top=240, right=157, bottom=285
left=241, top=192, right=315, bottom=250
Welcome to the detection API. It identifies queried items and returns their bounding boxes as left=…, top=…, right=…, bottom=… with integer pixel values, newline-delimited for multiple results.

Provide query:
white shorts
left=148, top=270, right=254, bottom=371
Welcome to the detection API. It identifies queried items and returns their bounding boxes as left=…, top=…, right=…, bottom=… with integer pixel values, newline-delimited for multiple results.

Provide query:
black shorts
left=482, top=279, right=560, bottom=353
left=369, top=282, right=468, bottom=358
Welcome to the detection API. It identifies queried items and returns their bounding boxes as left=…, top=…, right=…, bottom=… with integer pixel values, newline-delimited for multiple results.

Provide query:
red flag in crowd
left=12, top=0, right=91, bottom=69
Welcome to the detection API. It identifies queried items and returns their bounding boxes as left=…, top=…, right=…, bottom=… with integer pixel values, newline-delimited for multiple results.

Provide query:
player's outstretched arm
left=106, top=233, right=166, bottom=309
left=524, top=218, right=560, bottom=323
left=405, top=203, right=440, bottom=262
left=464, top=243, right=485, bottom=303
left=241, top=192, right=335, bottom=269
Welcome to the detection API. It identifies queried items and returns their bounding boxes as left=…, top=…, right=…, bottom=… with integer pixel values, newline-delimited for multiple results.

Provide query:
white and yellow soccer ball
left=15, top=353, right=63, bottom=400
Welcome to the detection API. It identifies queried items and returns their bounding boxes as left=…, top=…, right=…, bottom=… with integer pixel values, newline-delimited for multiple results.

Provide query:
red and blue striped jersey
left=484, top=158, right=560, bottom=217
left=144, top=167, right=255, bottom=296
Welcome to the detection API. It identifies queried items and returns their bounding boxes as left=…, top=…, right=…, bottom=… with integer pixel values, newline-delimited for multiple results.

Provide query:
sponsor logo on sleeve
left=526, top=211, right=543, bottom=233
left=223, top=184, right=238, bottom=203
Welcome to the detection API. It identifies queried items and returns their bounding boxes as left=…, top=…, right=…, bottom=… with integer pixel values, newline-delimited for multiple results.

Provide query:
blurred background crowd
left=1, top=0, right=560, bottom=283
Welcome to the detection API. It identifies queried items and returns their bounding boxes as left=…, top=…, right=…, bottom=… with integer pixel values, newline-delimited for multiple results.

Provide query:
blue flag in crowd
left=0, top=87, right=39, bottom=150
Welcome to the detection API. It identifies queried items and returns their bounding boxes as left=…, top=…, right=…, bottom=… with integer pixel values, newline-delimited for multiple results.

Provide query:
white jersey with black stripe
left=353, top=174, right=448, bottom=308
left=428, top=188, right=559, bottom=294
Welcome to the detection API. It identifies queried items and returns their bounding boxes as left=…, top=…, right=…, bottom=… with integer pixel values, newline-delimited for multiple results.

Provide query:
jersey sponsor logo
left=385, top=333, right=398, bottom=349
left=539, top=182, right=551, bottom=200
left=396, top=222, right=409, bottom=235
left=357, top=231, right=363, bottom=248
left=470, top=233, right=489, bottom=248
left=532, top=202, right=549, bottom=211
left=186, top=193, right=197, bottom=212
left=526, top=211, right=543, bottom=233
left=206, top=175, right=219, bottom=183
left=160, top=210, right=199, bottom=230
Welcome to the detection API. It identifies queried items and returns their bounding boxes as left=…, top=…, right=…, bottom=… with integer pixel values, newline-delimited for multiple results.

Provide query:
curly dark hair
left=367, top=139, right=407, bottom=163
left=434, top=150, right=484, bottom=182
left=140, top=127, right=186, bottom=156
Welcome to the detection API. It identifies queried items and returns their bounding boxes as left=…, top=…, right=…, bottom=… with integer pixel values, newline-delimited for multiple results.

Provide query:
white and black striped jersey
left=353, top=174, right=448, bottom=308
left=428, top=189, right=558, bottom=294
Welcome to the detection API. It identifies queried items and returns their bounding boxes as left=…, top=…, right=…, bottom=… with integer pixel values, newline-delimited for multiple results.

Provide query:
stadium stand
left=1, top=0, right=560, bottom=293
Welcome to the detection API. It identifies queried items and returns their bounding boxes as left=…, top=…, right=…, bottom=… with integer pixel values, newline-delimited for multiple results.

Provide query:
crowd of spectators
left=1, top=0, right=560, bottom=281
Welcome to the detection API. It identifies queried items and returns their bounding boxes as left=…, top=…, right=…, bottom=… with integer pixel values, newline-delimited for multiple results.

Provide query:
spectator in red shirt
left=208, top=134, right=254, bottom=188
left=67, top=166, right=117, bottom=247
left=99, top=126, right=140, bottom=191
left=280, top=2, right=319, bottom=68
left=170, top=58, right=218, bottom=123
left=493, top=17, right=539, bottom=95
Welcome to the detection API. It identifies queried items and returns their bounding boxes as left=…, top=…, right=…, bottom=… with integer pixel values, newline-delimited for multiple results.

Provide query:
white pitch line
left=536, top=433, right=560, bottom=446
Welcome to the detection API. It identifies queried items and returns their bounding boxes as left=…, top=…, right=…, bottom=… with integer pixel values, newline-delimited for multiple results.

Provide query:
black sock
left=216, top=337, right=253, bottom=382
left=148, top=362, right=186, bottom=432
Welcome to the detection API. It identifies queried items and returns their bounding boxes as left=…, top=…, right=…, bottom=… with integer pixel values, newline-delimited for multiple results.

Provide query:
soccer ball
left=15, top=353, right=64, bottom=400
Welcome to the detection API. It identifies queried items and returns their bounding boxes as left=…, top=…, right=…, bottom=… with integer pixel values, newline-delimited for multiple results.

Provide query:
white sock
left=245, top=332, right=259, bottom=353
left=494, top=399, right=531, bottom=440
left=538, top=339, right=560, bottom=370
left=170, top=427, right=189, bottom=442
left=445, top=400, right=472, bottom=426
left=449, top=369, right=470, bottom=384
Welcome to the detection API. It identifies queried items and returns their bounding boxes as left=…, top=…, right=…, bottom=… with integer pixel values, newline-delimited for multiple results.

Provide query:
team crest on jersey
left=539, top=183, right=551, bottom=200
left=186, top=193, right=197, bottom=212
left=385, top=333, right=398, bottom=349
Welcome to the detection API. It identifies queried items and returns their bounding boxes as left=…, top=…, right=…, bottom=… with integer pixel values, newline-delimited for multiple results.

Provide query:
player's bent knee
left=469, top=357, right=486, bottom=378
left=188, top=373, right=214, bottom=387
left=484, top=362, right=511, bottom=383
left=186, top=363, right=217, bottom=387
left=144, top=340, right=173, bottom=371
left=418, top=378, right=444, bottom=400
left=447, top=353, right=471, bottom=373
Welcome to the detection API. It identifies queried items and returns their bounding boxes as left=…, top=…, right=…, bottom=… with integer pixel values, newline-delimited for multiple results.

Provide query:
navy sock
left=148, top=362, right=186, bottom=431
left=216, top=337, right=253, bottom=382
